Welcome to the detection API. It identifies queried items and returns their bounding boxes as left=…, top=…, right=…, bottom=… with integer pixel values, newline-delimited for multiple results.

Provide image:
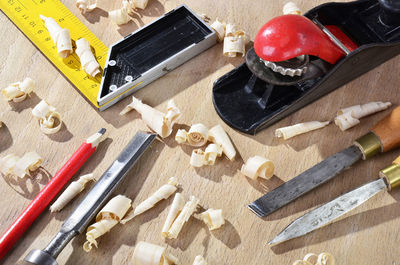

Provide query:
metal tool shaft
left=269, top=178, right=387, bottom=245
left=24, top=132, right=156, bottom=264
left=249, top=145, right=363, bottom=217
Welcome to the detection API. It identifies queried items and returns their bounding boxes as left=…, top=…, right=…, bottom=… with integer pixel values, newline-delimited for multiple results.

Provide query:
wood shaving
left=50, top=173, right=95, bottom=212
left=225, top=24, right=237, bottom=37
left=120, top=96, right=181, bottom=138
left=76, top=38, right=101, bottom=77
left=132, top=241, right=178, bottom=265
left=204, top=144, right=222, bottom=165
left=283, top=2, right=302, bottom=15
left=190, top=149, right=206, bottom=167
left=241, top=155, right=274, bottom=180
left=2, top=78, right=34, bottom=102
left=223, top=34, right=245, bottom=57
left=303, top=253, right=318, bottom=265
left=0, top=152, right=42, bottom=178
left=208, top=125, right=236, bottom=161
left=200, top=208, right=225, bottom=230
left=76, top=0, right=97, bottom=13
left=166, top=196, right=199, bottom=239
left=83, top=195, right=131, bottom=252
left=40, top=15, right=72, bottom=58
left=32, top=100, right=63, bottom=134
left=175, top=129, right=187, bottom=144
left=132, top=0, right=149, bottom=9
left=12, top=152, right=43, bottom=178
left=162, top=193, right=185, bottom=238
left=0, top=154, right=19, bottom=176
left=121, top=177, right=178, bottom=224
left=317, top=253, right=336, bottom=265
left=187, top=124, right=209, bottom=147
left=193, top=255, right=207, bottom=265
left=210, top=18, right=226, bottom=42
left=109, top=0, right=133, bottom=25
left=275, top=121, right=330, bottom=140
left=334, top=101, right=392, bottom=131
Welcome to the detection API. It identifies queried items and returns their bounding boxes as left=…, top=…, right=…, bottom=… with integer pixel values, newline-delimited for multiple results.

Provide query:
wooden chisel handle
left=380, top=155, right=400, bottom=191
left=355, top=106, right=400, bottom=159
left=372, top=106, right=400, bottom=152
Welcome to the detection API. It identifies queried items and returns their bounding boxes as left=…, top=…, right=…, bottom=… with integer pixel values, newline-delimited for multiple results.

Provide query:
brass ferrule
left=380, top=164, right=400, bottom=191
left=354, top=132, right=382, bottom=160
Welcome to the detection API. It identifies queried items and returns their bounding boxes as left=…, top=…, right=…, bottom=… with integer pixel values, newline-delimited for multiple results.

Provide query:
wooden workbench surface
left=1, top=0, right=399, bottom=264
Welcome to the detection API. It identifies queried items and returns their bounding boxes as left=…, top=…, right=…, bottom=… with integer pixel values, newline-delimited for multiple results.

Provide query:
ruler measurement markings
left=15, top=0, right=26, bottom=9
left=1, top=0, right=109, bottom=107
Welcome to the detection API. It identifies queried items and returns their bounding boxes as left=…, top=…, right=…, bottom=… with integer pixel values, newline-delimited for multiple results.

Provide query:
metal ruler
left=0, top=0, right=109, bottom=108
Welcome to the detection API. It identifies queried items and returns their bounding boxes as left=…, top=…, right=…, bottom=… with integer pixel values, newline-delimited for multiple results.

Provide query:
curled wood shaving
left=132, top=241, right=178, bottom=265
left=201, top=208, right=225, bottom=230
left=2, top=78, right=34, bottom=102
left=109, top=0, right=133, bottom=25
left=162, top=193, right=185, bottom=238
left=241, top=155, right=274, bottom=180
left=121, top=177, right=178, bottom=224
left=0, top=154, right=21, bottom=176
left=223, top=34, right=245, bottom=57
left=208, top=125, right=236, bottom=161
left=0, top=152, right=43, bottom=178
left=76, top=38, right=101, bottom=77
left=303, top=253, right=318, bottom=265
left=175, top=129, right=187, bottom=144
left=317, top=253, right=336, bottom=265
left=50, top=173, right=95, bottom=212
left=204, top=143, right=222, bottom=165
left=132, top=0, right=149, bottom=9
left=283, top=2, right=302, bottom=15
left=334, top=101, right=392, bottom=131
left=32, top=100, right=62, bottom=134
left=40, top=15, right=72, bottom=58
left=120, top=96, right=181, bottom=138
left=193, top=255, right=207, bottom=265
left=189, top=144, right=222, bottom=167
left=166, top=196, right=199, bottom=239
left=12, top=152, right=43, bottom=178
left=76, top=0, right=97, bottom=13
left=190, top=149, right=206, bottom=168
left=225, top=24, right=237, bottom=37
left=83, top=195, right=131, bottom=252
left=275, top=121, right=330, bottom=140
left=210, top=18, right=226, bottom=42
left=187, top=124, right=209, bottom=147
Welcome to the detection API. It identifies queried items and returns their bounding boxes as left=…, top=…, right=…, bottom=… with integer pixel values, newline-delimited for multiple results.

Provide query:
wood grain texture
left=1, top=0, right=400, bottom=264
left=372, top=106, right=400, bottom=152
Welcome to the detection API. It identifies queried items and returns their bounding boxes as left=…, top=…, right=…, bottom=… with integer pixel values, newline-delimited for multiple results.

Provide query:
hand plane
left=212, top=0, right=400, bottom=134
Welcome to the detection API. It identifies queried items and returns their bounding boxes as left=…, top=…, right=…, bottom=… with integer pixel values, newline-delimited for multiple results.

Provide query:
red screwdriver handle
left=0, top=142, right=96, bottom=259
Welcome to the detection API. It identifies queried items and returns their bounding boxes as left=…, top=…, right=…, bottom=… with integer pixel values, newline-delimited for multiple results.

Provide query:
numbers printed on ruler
left=1, top=0, right=109, bottom=107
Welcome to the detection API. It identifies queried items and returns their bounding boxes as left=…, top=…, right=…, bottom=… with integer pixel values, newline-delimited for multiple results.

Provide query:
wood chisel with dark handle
left=269, top=155, right=400, bottom=245
left=249, top=106, right=400, bottom=218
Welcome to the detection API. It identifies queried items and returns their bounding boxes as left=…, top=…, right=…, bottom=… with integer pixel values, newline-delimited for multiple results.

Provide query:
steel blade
left=249, top=145, right=363, bottom=217
left=269, top=178, right=387, bottom=245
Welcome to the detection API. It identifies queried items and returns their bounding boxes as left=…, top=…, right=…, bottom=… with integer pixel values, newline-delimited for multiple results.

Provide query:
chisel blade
left=269, top=178, right=387, bottom=245
left=249, top=145, right=363, bottom=217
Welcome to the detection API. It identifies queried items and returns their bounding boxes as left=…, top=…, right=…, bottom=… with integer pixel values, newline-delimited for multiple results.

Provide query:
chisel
left=23, top=131, right=156, bottom=265
left=269, top=155, right=400, bottom=245
left=249, top=106, right=400, bottom=217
